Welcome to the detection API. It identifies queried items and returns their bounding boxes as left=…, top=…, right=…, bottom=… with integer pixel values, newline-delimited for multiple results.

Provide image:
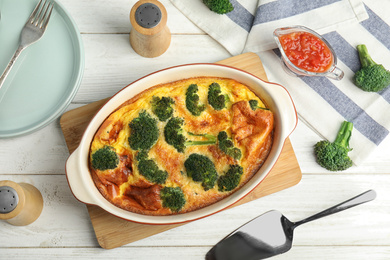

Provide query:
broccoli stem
left=357, top=44, right=376, bottom=68
left=185, top=140, right=216, bottom=146
left=185, top=133, right=216, bottom=146
left=334, top=121, right=353, bottom=149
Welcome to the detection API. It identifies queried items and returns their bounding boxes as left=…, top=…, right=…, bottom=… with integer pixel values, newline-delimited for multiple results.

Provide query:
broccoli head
left=91, top=146, right=119, bottom=171
left=207, top=82, right=229, bottom=110
left=128, top=111, right=159, bottom=151
left=218, top=131, right=242, bottom=160
left=160, top=186, right=186, bottom=212
left=217, top=164, right=244, bottom=192
left=185, top=84, right=206, bottom=116
left=203, top=0, right=234, bottom=14
left=184, top=153, right=218, bottom=191
left=314, top=121, right=353, bottom=171
left=151, top=96, right=175, bottom=122
left=249, top=99, right=270, bottom=111
left=164, top=117, right=216, bottom=153
left=354, top=44, right=390, bottom=92
left=136, top=150, right=168, bottom=184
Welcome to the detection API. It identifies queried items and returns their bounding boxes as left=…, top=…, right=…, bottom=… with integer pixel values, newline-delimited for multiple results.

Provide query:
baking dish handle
left=65, top=147, right=96, bottom=205
left=269, top=82, right=298, bottom=139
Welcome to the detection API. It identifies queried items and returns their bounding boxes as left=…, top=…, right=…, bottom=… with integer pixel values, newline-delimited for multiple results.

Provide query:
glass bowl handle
left=326, top=66, right=344, bottom=81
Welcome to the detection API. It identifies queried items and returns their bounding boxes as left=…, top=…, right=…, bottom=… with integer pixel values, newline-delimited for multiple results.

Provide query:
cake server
left=206, top=190, right=376, bottom=260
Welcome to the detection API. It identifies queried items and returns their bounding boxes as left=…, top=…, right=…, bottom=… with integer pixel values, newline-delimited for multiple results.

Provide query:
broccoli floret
left=128, top=111, right=159, bottom=151
left=203, top=0, right=234, bottom=14
left=160, top=186, right=186, bottom=212
left=184, top=154, right=218, bottom=191
left=218, top=131, right=242, bottom=160
left=164, top=117, right=216, bottom=153
left=314, top=121, right=354, bottom=171
left=136, top=150, right=168, bottom=184
left=151, top=96, right=175, bottom=122
left=207, top=82, right=229, bottom=110
left=185, top=84, right=206, bottom=116
left=91, top=146, right=119, bottom=171
left=249, top=99, right=270, bottom=111
left=217, top=164, right=244, bottom=192
left=353, top=44, right=390, bottom=92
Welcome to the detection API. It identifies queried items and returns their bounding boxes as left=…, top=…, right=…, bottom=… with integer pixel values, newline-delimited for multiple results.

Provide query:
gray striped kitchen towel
left=170, top=0, right=390, bottom=166
left=170, top=0, right=368, bottom=55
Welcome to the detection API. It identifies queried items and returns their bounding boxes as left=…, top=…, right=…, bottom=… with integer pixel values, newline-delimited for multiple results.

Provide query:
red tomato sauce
left=279, top=32, right=333, bottom=73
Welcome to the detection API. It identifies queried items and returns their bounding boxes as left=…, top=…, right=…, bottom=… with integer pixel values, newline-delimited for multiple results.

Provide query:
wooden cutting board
left=60, top=52, right=302, bottom=249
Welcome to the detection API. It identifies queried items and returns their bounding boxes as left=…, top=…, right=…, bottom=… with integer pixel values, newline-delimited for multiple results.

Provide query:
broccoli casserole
left=89, top=77, right=274, bottom=216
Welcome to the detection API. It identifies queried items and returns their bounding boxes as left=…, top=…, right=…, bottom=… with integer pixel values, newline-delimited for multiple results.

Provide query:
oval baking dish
left=65, top=63, right=297, bottom=225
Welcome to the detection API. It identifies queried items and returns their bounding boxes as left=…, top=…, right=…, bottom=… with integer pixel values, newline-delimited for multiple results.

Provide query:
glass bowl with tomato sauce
left=274, top=26, right=344, bottom=80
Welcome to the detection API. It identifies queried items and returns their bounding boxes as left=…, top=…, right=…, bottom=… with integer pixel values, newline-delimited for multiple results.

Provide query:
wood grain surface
left=60, top=52, right=301, bottom=249
left=1, top=1, right=389, bottom=258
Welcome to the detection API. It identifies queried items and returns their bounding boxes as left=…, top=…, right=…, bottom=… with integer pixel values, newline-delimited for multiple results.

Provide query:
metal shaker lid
left=0, top=186, right=19, bottom=214
left=134, top=3, right=162, bottom=29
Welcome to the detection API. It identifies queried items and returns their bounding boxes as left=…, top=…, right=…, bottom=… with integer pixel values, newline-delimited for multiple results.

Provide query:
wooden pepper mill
left=0, top=180, right=43, bottom=226
left=129, top=0, right=171, bottom=58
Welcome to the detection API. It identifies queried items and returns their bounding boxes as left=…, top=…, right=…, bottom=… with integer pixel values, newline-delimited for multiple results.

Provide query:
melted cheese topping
left=89, top=77, right=274, bottom=215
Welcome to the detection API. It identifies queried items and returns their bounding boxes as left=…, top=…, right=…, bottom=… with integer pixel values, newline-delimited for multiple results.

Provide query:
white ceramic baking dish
left=65, top=63, right=297, bottom=225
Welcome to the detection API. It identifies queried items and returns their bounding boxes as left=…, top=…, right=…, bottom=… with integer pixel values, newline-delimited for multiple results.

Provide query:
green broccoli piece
left=185, top=84, right=206, bottom=116
left=184, top=154, right=218, bottom=191
left=91, top=146, right=119, bottom=171
left=249, top=99, right=270, bottom=111
left=218, top=131, right=242, bottom=160
left=217, top=164, right=244, bottom=192
left=164, top=117, right=216, bottom=153
left=160, top=186, right=186, bottom=212
left=203, top=0, right=234, bottom=14
left=136, top=150, right=168, bottom=184
left=354, top=44, right=390, bottom=92
left=207, top=82, right=229, bottom=110
left=314, top=121, right=354, bottom=171
left=151, top=96, right=175, bottom=122
left=128, top=111, right=159, bottom=151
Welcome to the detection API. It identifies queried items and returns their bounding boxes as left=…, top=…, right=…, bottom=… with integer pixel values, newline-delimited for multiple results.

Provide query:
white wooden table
left=1, top=0, right=389, bottom=259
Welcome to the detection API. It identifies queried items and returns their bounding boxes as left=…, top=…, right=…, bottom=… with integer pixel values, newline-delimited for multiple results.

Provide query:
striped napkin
left=170, top=0, right=368, bottom=55
left=170, top=0, right=390, bottom=165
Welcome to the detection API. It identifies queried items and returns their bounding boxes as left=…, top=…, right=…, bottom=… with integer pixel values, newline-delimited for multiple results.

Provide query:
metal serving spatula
left=206, top=190, right=376, bottom=260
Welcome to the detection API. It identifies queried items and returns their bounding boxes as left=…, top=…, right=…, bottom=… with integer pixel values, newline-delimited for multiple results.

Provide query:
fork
left=0, top=0, right=54, bottom=90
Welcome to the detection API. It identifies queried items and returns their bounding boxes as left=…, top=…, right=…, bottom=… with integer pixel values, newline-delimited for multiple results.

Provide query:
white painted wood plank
left=1, top=246, right=389, bottom=260
left=0, top=175, right=388, bottom=248
left=58, top=0, right=204, bottom=34
left=74, top=34, right=231, bottom=103
left=274, top=246, right=390, bottom=260
left=0, top=120, right=69, bottom=175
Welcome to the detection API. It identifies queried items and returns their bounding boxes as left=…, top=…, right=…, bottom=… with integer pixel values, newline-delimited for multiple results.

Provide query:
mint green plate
left=0, top=0, right=84, bottom=138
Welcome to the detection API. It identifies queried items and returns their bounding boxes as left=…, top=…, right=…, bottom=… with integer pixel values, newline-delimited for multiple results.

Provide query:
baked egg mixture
left=89, top=77, right=274, bottom=216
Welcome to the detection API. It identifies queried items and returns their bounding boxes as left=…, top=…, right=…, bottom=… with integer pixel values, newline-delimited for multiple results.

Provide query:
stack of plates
left=0, top=0, right=84, bottom=138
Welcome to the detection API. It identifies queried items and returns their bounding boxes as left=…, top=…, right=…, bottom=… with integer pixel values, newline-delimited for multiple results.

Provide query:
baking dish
left=65, top=63, right=297, bottom=224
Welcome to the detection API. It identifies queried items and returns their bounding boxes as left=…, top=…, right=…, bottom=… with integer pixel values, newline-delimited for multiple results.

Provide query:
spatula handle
left=293, top=190, right=376, bottom=228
